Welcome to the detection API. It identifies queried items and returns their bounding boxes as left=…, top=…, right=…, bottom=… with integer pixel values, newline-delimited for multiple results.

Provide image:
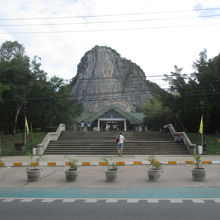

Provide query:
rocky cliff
left=72, top=46, right=152, bottom=112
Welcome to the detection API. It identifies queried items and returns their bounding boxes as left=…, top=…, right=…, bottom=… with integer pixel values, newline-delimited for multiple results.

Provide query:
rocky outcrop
left=72, top=46, right=152, bottom=112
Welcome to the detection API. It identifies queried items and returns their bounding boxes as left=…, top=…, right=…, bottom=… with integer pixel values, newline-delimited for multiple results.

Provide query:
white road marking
left=41, top=198, right=56, bottom=202
left=105, top=199, right=118, bottom=203
left=20, top=198, right=35, bottom=202
left=1, top=198, right=220, bottom=203
left=147, top=199, right=159, bottom=203
left=213, top=199, right=220, bottom=203
left=127, top=199, right=139, bottom=203
left=84, top=198, right=98, bottom=203
left=170, top=199, right=183, bottom=203
left=62, top=198, right=77, bottom=202
left=1, top=198, right=16, bottom=202
left=192, top=199, right=205, bottom=203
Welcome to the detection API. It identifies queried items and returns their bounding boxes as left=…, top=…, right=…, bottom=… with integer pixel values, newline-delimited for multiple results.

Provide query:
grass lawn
left=0, top=132, right=46, bottom=156
left=187, top=133, right=220, bottom=155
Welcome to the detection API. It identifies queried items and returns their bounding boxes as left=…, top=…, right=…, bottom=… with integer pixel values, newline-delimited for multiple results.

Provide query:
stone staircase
left=44, top=131, right=188, bottom=155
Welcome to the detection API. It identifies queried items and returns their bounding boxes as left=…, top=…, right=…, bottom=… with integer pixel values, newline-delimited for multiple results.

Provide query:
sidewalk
left=0, top=155, right=220, bottom=189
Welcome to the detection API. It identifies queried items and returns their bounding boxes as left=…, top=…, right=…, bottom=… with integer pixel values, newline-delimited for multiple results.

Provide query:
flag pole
left=199, top=115, right=204, bottom=147
left=24, top=115, right=27, bottom=147
left=30, top=121, right=33, bottom=142
left=201, top=132, right=204, bottom=147
left=23, top=101, right=28, bottom=149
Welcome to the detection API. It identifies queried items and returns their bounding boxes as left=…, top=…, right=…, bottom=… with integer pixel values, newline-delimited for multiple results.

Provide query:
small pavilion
left=76, top=105, right=145, bottom=132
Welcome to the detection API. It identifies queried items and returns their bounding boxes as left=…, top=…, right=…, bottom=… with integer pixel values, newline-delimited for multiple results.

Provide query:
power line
left=67, top=74, right=191, bottom=81
left=0, top=7, right=220, bottom=20
left=1, top=22, right=220, bottom=35
left=66, top=73, right=195, bottom=81
left=1, top=87, right=220, bottom=104
left=1, top=14, right=220, bottom=27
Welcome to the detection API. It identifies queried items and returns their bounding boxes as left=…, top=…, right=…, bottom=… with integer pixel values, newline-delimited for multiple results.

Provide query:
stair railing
left=36, top=124, right=65, bottom=155
left=164, top=124, right=197, bottom=155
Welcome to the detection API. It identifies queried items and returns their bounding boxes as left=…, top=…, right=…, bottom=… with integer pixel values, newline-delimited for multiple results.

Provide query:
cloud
left=193, top=2, right=220, bottom=19
left=0, top=0, right=220, bottom=89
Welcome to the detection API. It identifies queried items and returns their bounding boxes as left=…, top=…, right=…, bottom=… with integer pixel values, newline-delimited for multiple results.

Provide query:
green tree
left=27, top=73, right=82, bottom=130
left=140, top=98, right=173, bottom=130
left=0, top=40, right=82, bottom=134
left=0, top=83, right=9, bottom=103
left=164, top=50, right=220, bottom=133
left=192, top=50, right=220, bottom=133
left=0, top=41, right=26, bottom=62
left=164, top=65, right=204, bottom=132
left=0, top=41, right=33, bottom=134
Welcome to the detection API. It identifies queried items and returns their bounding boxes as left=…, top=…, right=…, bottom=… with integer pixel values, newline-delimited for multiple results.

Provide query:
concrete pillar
left=73, top=123, right=77, bottom=131
left=124, top=119, right=127, bottom=132
left=98, top=119, right=100, bottom=131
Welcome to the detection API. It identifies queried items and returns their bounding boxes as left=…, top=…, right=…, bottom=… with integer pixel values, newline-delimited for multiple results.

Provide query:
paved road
left=1, top=199, right=220, bottom=220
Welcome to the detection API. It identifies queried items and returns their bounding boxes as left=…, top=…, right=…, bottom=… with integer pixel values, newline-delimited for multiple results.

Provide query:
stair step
left=44, top=131, right=188, bottom=155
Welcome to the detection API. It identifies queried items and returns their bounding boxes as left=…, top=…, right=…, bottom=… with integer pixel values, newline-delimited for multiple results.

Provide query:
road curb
left=0, top=160, right=217, bottom=167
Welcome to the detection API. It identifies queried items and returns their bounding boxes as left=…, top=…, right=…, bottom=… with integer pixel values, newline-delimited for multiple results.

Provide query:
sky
left=0, top=0, right=220, bottom=89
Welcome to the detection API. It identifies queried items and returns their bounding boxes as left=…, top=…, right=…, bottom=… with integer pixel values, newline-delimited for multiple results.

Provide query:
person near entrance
left=105, top=123, right=110, bottom=132
left=116, top=132, right=125, bottom=156
left=87, top=122, right=91, bottom=131
left=80, top=122, right=84, bottom=131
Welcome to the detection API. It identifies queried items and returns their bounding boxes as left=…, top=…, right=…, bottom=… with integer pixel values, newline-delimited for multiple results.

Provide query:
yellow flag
left=25, top=116, right=29, bottom=134
left=199, top=115, right=203, bottom=135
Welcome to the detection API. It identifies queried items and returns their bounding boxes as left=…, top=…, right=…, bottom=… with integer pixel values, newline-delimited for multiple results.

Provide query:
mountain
left=71, top=45, right=152, bottom=112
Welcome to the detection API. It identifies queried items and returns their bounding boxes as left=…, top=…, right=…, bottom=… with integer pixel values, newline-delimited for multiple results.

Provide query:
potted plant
left=147, top=155, right=162, bottom=181
left=103, top=158, right=119, bottom=182
left=65, top=158, right=79, bottom=182
left=191, top=154, right=206, bottom=181
left=26, top=151, right=43, bottom=182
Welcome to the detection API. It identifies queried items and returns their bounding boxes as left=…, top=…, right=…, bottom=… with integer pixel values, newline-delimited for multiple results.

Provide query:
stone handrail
left=164, top=124, right=197, bottom=155
left=36, top=124, right=65, bottom=155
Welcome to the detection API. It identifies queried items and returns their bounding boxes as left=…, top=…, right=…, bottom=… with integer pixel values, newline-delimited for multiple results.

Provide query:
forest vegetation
left=0, top=41, right=219, bottom=136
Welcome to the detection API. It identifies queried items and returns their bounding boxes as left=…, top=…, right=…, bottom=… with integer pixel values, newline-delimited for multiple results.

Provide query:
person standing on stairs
left=116, top=132, right=125, bottom=156
left=80, top=122, right=84, bottom=131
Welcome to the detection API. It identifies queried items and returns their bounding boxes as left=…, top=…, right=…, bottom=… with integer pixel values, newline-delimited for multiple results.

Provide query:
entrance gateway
left=76, top=105, right=145, bottom=132
left=97, top=117, right=127, bottom=131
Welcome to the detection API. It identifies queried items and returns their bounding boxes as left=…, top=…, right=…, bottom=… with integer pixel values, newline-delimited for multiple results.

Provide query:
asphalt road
left=1, top=199, right=220, bottom=220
